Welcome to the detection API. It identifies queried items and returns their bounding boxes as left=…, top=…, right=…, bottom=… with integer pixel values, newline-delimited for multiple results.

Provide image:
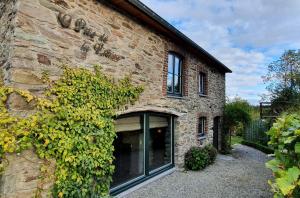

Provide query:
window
left=149, top=115, right=171, bottom=171
left=167, top=53, right=182, bottom=95
left=198, top=117, right=207, bottom=139
left=112, top=116, right=144, bottom=187
left=199, top=72, right=206, bottom=95
left=111, top=112, right=174, bottom=195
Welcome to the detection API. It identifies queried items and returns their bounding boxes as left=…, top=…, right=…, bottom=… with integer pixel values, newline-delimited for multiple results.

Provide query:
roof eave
left=108, top=0, right=232, bottom=73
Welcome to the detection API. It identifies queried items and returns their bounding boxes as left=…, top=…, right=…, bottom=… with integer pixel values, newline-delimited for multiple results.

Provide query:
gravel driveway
left=125, top=145, right=273, bottom=198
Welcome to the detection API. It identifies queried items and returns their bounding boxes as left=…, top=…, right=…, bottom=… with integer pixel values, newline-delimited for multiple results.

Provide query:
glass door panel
left=148, top=115, right=171, bottom=171
left=112, top=116, right=144, bottom=187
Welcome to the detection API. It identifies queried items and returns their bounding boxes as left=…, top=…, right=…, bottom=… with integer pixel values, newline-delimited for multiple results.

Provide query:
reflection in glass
left=149, top=116, right=171, bottom=171
left=167, top=53, right=182, bottom=95
left=167, top=73, right=173, bottom=92
left=174, top=75, right=181, bottom=93
left=168, top=54, right=174, bottom=73
left=112, top=116, right=144, bottom=187
left=174, top=57, right=180, bottom=75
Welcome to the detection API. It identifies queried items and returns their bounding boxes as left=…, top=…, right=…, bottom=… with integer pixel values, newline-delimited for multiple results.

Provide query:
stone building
left=0, top=0, right=231, bottom=196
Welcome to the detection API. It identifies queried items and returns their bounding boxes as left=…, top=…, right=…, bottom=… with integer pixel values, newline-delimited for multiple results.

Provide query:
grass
left=231, top=135, right=243, bottom=145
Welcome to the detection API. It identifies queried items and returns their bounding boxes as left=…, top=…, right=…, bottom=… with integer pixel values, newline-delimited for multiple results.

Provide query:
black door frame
left=110, top=111, right=175, bottom=196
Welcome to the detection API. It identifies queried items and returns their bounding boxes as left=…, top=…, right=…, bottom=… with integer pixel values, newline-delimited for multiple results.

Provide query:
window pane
left=112, top=116, right=144, bottom=187
left=167, top=73, right=173, bottom=92
left=178, top=60, right=182, bottom=77
left=199, top=74, right=202, bottom=93
left=199, top=73, right=206, bottom=94
left=149, top=116, right=171, bottom=171
left=174, top=75, right=181, bottom=93
left=199, top=119, right=203, bottom=135
left=174, top=56, right=180, bottom=75
left=168, top=54, right=174, bottom=73
left=198, top=117, right=206, bottom=137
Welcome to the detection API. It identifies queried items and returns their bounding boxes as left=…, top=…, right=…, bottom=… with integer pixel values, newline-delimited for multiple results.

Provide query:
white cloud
left=141, top=0, right=300, bottom=104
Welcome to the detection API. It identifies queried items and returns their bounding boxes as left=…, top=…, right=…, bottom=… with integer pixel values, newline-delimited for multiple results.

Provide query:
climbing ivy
left=0, top=87, right=34, bottom=172
left=0, top=65, right=143, bottom=197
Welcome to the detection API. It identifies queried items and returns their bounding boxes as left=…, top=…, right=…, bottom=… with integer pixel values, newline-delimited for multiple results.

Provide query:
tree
left=263, top=50, right=300, bottom=112
left=222, top=97, right=251, bottom=153
left=224, top=97, right=251, bottom=133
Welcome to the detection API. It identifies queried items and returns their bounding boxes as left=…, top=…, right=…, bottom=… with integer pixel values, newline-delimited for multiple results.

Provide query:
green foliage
left=224, top=98, right=251, bottom=132
left=205, top=145, right=217, bottom=164
left=184, top=145, right=217, bottom=171
left=220, top=132, right=231, bottom=154
left=0, top=65, right=143, bottom=197
left=241, top=140, right=274, bottom=154
left=222, top=97, right=252, bottom=152
left=227, top=97, right=253, bottom=113
left=263, top=50, right=300, bottom=113
left=0, top=87, right=35, bottom=173
left=266, top=113, right=300, bottom=197
left=231, top=136, right=243, bottom=145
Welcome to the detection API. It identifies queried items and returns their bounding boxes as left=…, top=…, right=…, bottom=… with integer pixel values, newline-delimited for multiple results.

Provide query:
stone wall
left=1, top=0, right=226, bottom=197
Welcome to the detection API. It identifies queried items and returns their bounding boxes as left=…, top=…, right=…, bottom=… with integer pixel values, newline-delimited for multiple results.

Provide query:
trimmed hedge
left=241, top=140, right=274, bottom=154
left=184, top=145, right=217, bottom=171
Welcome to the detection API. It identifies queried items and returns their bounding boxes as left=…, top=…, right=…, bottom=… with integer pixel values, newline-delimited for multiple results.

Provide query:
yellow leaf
left=58, top=192, right=63, bottom=198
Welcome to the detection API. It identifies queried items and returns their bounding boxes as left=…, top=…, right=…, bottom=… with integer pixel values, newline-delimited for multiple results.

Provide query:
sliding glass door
left=149, top=115, right=171, bottom=171
left=111, top=112, right=174, bottom=195
left=112, top=116, right=144, bottom=187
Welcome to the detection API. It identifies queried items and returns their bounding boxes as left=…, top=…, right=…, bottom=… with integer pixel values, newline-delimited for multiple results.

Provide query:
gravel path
left=125, top=145, right=273, bottom=198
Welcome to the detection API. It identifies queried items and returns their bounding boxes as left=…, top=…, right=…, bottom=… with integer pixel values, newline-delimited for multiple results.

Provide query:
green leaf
left=287, top=166, right=300, bottom=182
left=276, top=167, right=300, bottom=196
left=276, top=177, right=295, bottom=196
left=266, top=159, right=281, bottom=172
left=283, top=136, right=297, bottom=144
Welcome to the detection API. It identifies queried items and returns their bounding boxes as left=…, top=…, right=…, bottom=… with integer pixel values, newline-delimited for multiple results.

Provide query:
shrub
left=220, top=132, right=231, bottom=154
left=266, top=113, right=300, bottom=198
left=224, top=98, right=251, bottom=134
left=241, top=140, right=274, bottom=154
left=223, top=98, right=252, bottom=153
left=205, top=145, right=217, bottom=164
left=184, top=145, right=217, bottom=171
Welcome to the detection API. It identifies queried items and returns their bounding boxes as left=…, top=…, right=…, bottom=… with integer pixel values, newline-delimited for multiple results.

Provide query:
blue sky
left=140, top=0, right=300, bottom=104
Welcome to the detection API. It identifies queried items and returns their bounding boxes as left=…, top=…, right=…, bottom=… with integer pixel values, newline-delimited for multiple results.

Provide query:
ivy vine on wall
left=0, top=65, right=143, bottom=197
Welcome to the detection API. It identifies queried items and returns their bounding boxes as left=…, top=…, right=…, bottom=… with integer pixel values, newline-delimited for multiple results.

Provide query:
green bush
left=241, top=140, right=274, bottom=154
left=266, top=113, right=300, bottom=198
left=205, top=145, right=217, bottom=164
left=184, top=145, right=217, bottom=171
left=220, top=132, right=231, bottom=154
left=223, top=98, right=252, bottom=153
